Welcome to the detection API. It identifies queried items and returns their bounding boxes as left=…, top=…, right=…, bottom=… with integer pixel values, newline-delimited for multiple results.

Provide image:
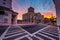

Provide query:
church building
left=23, top=7, right=44, bottom=24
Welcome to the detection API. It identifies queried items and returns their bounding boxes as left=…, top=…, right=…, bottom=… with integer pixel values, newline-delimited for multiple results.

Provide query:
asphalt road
left=0, top=26, right=9, bottom=36
left=21, top=24, right=47, bottom=34
left=0, top=24, right=59, bottom=40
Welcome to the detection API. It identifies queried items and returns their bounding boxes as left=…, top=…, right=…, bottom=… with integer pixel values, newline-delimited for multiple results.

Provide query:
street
left=0, top=26, right=9, bottom=36
left=0, top=24, right=59, bottom=40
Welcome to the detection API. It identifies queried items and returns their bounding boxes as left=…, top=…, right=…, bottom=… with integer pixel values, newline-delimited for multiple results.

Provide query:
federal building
left=23, top=7, right=44, bottom=23
left=0, top=0, right=18, bottom=25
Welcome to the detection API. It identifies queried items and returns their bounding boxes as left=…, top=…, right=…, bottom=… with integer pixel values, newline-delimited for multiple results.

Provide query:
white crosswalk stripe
left=40, top=31, right=58, bottom=38
left=6, top=31, right=24, bottom=35
left=14, top=35, right=29, bottom=40
left=1, top=25, right=59, bottom=40
left=32, top=25, right=51, bottom=35
left=18, top=26, right=33, bottom=36
left=26, top=36, right=33, bottom=40
left=37, top=33, right=56, bottom=40
left=0, top=26, right=10, bottom=40
left=4, top=31, right=26, bottom=39
left=33, top=35, right=44, bottom=40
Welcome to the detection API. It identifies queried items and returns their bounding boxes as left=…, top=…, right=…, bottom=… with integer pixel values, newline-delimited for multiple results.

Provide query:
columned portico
left=11, top=12, right=18, bottom=24
left=53, top=0, right=60, bottom=26
left=53, top=0, right=60, bottom=40
left=0, top=0, right=18, bottom=25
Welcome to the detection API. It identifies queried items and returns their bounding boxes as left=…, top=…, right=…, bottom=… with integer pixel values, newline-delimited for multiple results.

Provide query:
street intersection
left=0, top=24, right=59, bottom=40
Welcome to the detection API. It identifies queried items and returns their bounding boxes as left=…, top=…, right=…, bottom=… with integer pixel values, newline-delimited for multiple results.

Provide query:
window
left=0, top=11, right=5, bottom=15
left=3, top=0, right=6, bottom=1
left=3, top=0, right=6, bottom=4
left=4, top=13, right=8, bottom=16
left=4, top=18, right=8, bottom=23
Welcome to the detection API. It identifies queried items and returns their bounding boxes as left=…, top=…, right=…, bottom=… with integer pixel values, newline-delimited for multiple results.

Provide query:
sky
left=12, top=0, right=56, bottom=20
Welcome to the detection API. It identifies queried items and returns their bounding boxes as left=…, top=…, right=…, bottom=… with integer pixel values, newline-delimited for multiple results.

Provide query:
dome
left=28, top=7, right=34, bottom=12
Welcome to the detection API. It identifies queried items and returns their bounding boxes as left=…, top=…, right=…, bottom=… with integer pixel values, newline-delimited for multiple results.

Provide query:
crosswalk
left=1, top=25, right=59, bottom=40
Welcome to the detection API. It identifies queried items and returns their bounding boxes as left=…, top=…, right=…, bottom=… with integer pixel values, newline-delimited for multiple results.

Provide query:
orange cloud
left=17, top=11, right=56, bottom=20
left=43, top=11, right=56, bottom=18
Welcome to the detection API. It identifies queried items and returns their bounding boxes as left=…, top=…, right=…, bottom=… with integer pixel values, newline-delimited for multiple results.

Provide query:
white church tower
left=0, top=0, right=18, bottom=25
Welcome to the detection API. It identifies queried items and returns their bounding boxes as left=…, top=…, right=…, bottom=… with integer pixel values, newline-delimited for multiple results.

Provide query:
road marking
left=0, top=26, right=10, bottom=40
left=6, top=31, right=24, bottom=35
left=4, top=32, right=26, bottom=39
left=27, top=36, right=33, bottom=40
left=38, top=33, right=55, bottom=40
left=48, top=26, right=59, bottom=35
left=32, top=25, right=51, bottom=35
left=58, top=26, right=60, bottom=40
left=33, top=35, right=44, bottom=40
left=47, top=31, right=58, bottom=35
left=14, top=35, right=29, bottom=40
left=18, top=26, right=33, bottom=36
left=40, top=31, right=58, bottom=38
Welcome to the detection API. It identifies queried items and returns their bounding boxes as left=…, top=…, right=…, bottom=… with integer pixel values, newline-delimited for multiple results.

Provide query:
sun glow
left=12, top=0, right=56, bottom=20
left=43, top=11, right=56, bottom=18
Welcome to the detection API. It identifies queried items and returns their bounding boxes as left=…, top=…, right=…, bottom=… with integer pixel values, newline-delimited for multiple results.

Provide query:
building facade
left=0, top=0, right=18, bottom=25
left=23, top=7, right=44, bottom=24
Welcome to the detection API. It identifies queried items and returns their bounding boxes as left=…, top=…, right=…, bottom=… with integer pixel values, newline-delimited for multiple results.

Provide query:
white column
left=53, top=0, right=60, bottom=26
left=53, top=0, right=60, bottom=40
left=15, top=15, right=17, bottom=24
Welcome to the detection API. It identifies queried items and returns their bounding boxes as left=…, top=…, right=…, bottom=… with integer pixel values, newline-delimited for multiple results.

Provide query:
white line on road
left=33, top=35, right=44, bottom=40
left=26, top=36, right=33, bottom=40
left=38, top=33, right=55, bottom=40
left=47, top=31, right=58, bottom=35
left=6, top=31, right=25, bottom=35
left=0, top=25, right=10, bottom=40
left=18, top=26, right=33, bottom=36
left=58, top=26, right=60, bottom=40
left=14, top=35, right=29, bottom=40
left=4, top=32, right=26, bottom=39
left=40, top=31, right=58, bottom=38
left=32, top=25, right=51, bottom=35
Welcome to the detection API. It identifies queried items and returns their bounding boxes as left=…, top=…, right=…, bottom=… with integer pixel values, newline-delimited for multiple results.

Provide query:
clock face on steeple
left=0, top=0, right=12, bottom=9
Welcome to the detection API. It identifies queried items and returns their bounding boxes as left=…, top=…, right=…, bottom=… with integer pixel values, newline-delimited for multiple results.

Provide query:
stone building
left=0, top=0, right=18, bottom=25
left=23, top=7, right=44, bottom=24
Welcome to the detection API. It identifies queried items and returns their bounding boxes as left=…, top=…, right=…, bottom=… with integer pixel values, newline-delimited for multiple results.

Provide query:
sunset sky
left=12, top=0, right=56, bottom=20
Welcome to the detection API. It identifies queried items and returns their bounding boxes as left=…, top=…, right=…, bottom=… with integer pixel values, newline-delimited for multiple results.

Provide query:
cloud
left=17, top=11, right=23, bottom=20
left=43, top=11, right=56, bottom=18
